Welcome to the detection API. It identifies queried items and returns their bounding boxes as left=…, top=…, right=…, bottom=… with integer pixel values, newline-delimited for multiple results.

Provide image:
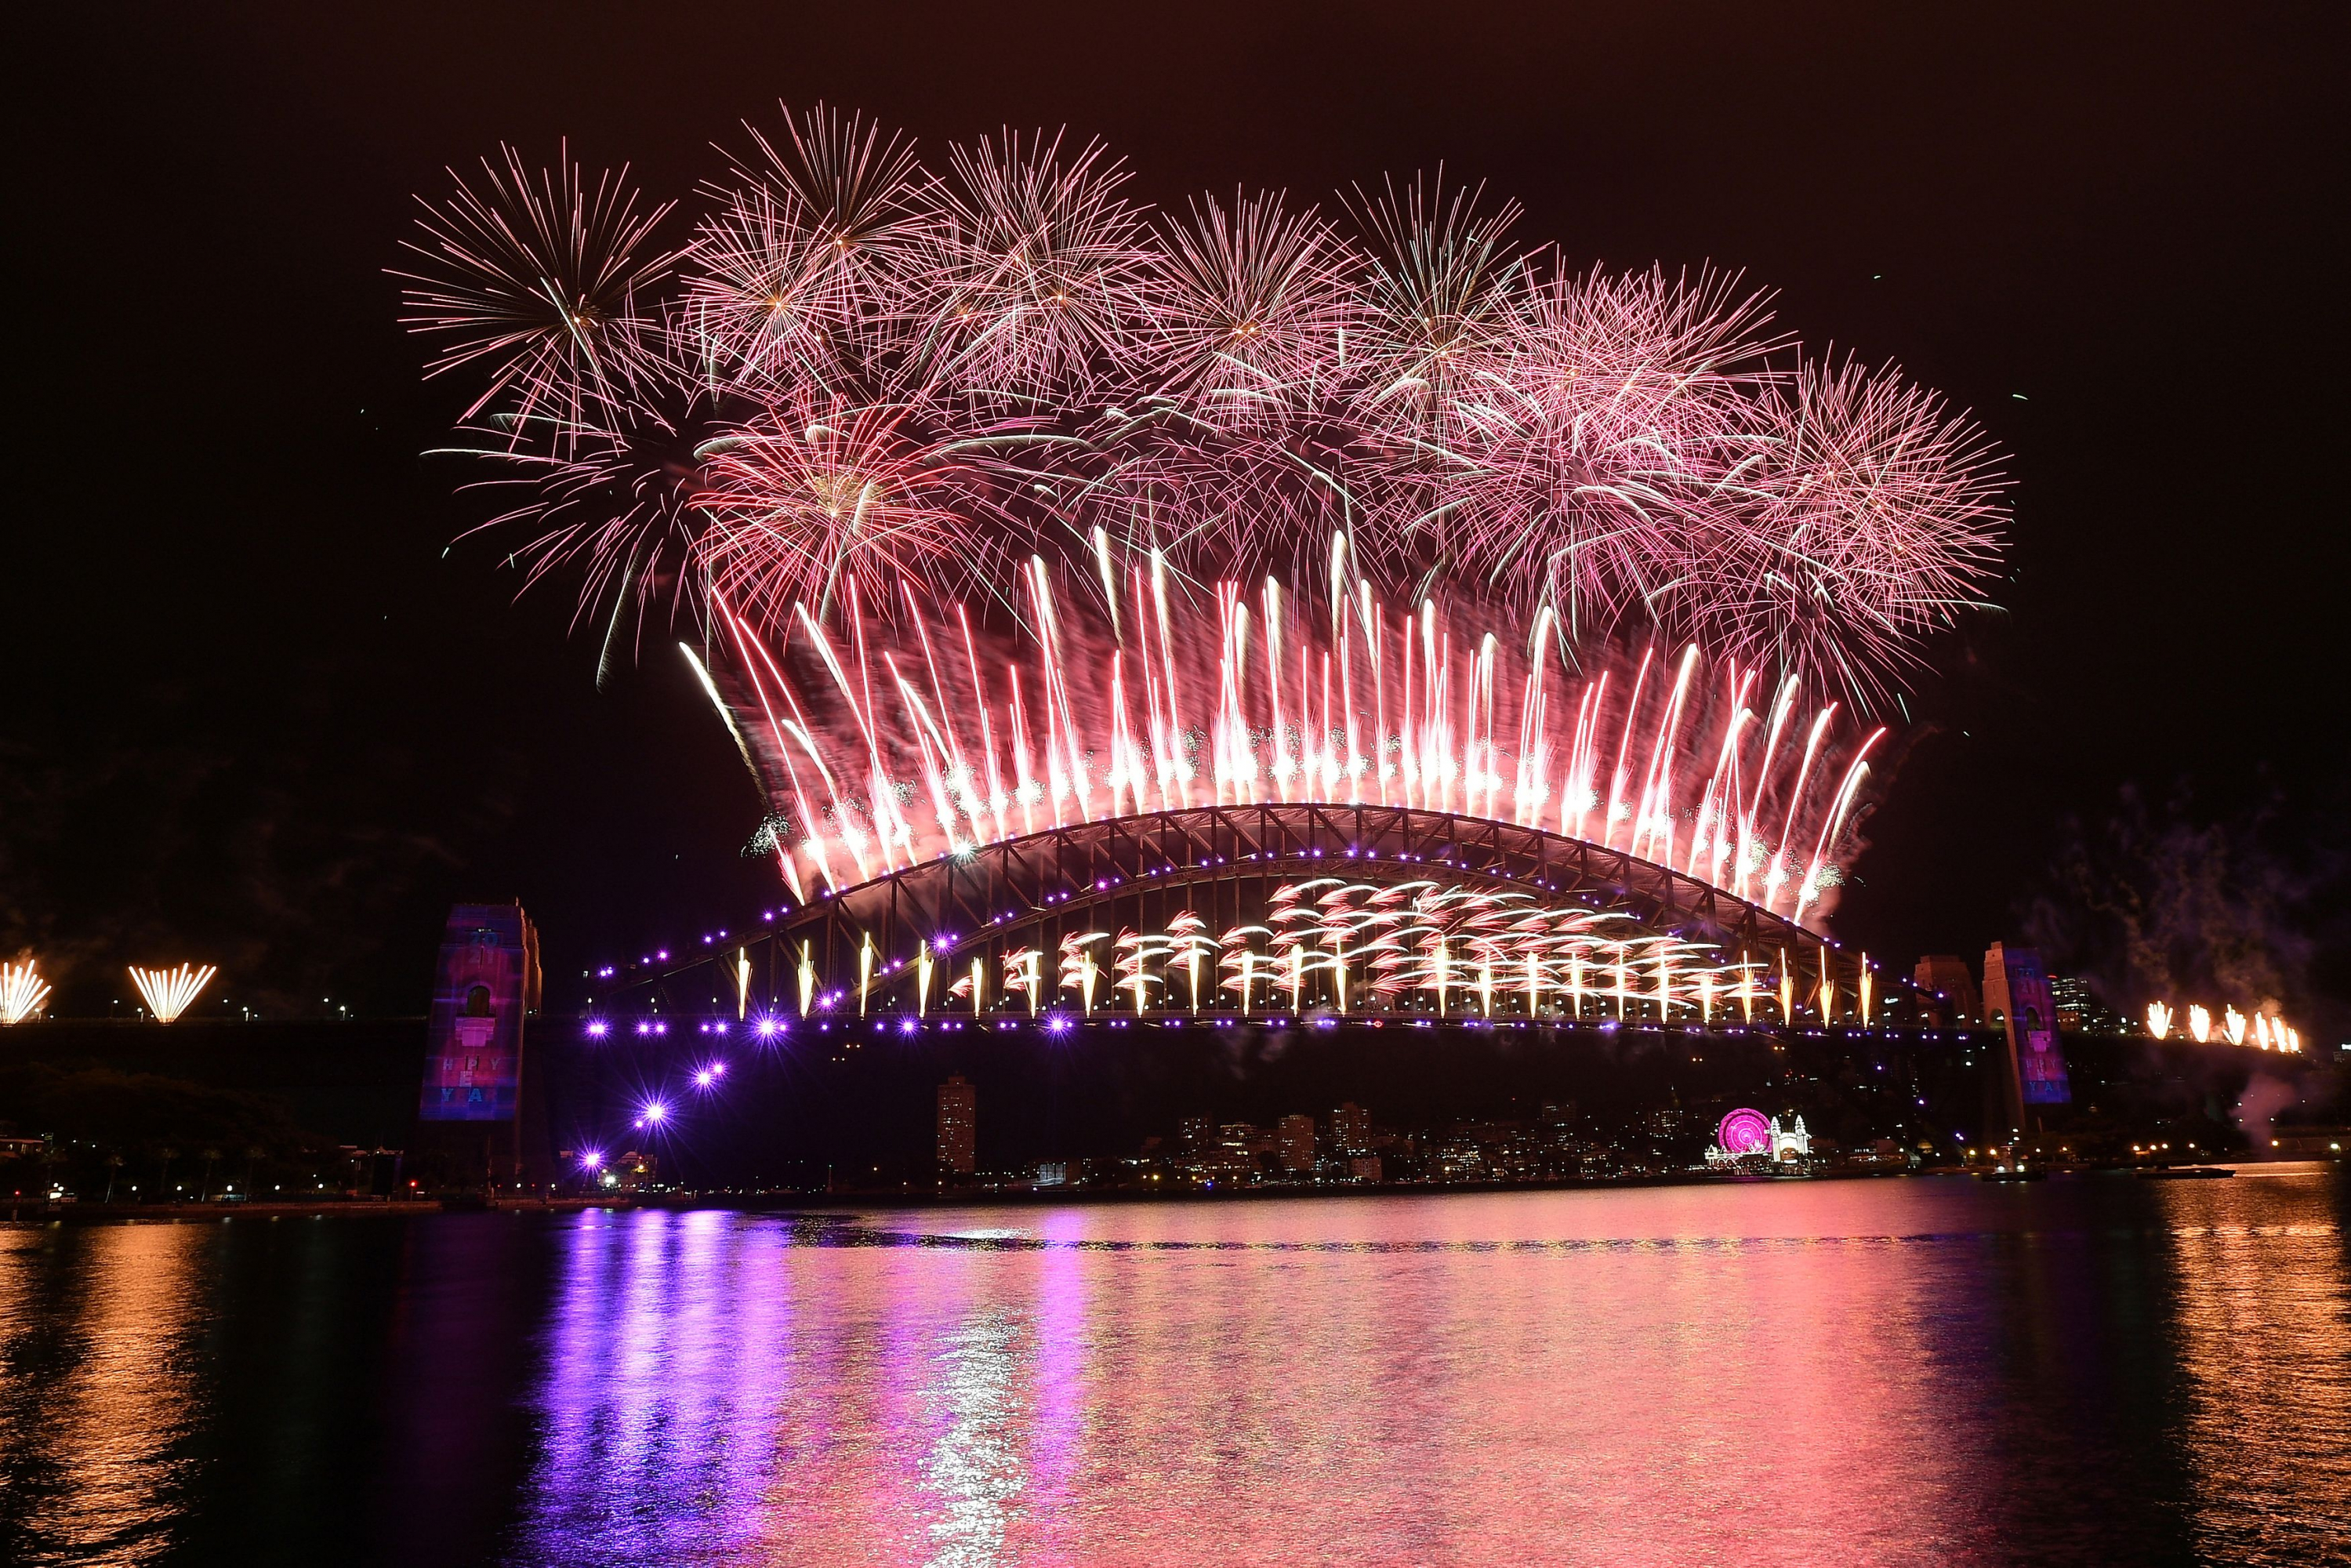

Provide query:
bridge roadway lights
left=594, top=804, right=1888, bottom=1025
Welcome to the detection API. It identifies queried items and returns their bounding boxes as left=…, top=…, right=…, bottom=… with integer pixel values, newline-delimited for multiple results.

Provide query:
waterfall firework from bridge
left=702, top=544, right=1883, bottom=927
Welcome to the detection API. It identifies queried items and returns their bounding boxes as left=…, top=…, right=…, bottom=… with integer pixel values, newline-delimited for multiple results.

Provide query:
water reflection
left=510, top=1210, right=795, bottom=1563
left=2157, top=1172, right=2351, bottom=1566
left=2, top=1174, right=2343, bottom=1565
left=0, top=1223, right=210, bottom=1566
left=917, top=1308, right=1025, bottom=1566
left=512, top=1182, right=2230, bottom=1566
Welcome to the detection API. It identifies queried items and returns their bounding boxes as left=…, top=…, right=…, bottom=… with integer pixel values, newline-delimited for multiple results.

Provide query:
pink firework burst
left=399, top=110, right=2009, bottom=712
left=1699, top=354, right=2008, bottom=703
left=396, top=142, right=676, bottom=433
left=685, top=104, right=930, bottom=390
left=694, top=390, right=1050, bottom=629
left=1137, top=189, right=1361, bottom=426
left=1426, top=263, right=1783, bottom=636
left=1344, top=173, right=1530, bottom=446
left=912, top=129, right=1154, bottom=397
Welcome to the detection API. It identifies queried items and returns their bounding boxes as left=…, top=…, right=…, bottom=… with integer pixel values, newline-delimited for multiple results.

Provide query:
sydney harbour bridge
left=599, top=804, right=1879, bottom=1029
left=569, top=804, right=1984, bottom=1181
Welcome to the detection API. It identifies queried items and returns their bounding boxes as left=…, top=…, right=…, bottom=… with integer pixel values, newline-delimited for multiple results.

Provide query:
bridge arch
left=604, top=805, right=1867, bottom=1025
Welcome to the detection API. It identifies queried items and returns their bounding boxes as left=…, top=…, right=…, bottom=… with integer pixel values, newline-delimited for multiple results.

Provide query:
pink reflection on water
left=544, top=1186, right=2023, bottom=1565
left=500, top=1177, right=2351, bottom=1566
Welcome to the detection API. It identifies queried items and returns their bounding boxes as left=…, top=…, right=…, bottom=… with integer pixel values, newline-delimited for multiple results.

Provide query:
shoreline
left=18, top=1161, right=2314, bottom=1222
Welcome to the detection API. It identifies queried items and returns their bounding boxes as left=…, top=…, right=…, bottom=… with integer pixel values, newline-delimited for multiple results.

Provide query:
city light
left=586, top=1018, right=610, bottom=1039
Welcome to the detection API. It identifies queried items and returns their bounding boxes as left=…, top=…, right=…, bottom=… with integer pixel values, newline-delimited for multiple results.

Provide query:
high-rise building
left=1178, top=1116, right=1212, bottom=1152
left=1913, top=955, right=1983, bottom=1025
left=1278, top=1114, right=1317, bottom=1174
left=2047, top=974, right=2124, bottom=1035
left=1330, top=1102, right=1371, bottom=1156
left=936, top=1075, right=976, bottom=1176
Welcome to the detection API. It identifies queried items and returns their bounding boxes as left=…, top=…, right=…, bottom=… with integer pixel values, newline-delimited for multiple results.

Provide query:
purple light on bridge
left=585, top=1020, right=609, bottom=1040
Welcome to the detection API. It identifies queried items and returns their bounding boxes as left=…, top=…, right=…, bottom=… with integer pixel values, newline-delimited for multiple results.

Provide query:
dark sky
left=6, top=2, right=2344, bottom=1023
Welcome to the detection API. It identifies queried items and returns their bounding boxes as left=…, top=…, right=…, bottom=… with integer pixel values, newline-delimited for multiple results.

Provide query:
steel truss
left=604, top=806, right=1857, bottom=1022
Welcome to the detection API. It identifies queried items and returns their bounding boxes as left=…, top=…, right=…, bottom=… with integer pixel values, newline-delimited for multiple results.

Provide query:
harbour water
left=3, top=1171, right=2346, bottom=1566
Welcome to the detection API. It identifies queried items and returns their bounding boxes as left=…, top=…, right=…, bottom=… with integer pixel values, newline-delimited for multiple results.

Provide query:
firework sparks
left=129, top=964, right=218, bottom=1024
left=396, top=141, right=677, bottom=430
left=401, top=110, right=2006, bottom=706
left=2, top=960, right=52, bottom=1025
left=2153, top=998, right=2297, bottom=1051
left=710, top=535, right=1881, bottom=924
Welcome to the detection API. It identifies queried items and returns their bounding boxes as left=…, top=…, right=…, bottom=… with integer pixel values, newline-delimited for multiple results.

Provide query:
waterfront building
left=1278, top=1114, right=1317, bottom=1174
left=936, top=1075, right=976, bottom=1176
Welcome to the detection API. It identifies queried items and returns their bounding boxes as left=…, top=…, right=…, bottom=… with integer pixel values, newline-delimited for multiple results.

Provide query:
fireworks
left=807, top=874, right=1856, bottom=1025
left=708, top=536, right=1881, bottom=924
left=2, top=960, right=51, bottom=1025
left=2149, top=996, right=2298, bottom=1051
left=128, top=963, right=217, bottom=1024
left=400, top=107, right=2006, bottom=708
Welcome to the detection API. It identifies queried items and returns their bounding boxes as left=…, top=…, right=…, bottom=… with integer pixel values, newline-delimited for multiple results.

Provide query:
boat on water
left=1976, top=1167, right=2048, bottom=1182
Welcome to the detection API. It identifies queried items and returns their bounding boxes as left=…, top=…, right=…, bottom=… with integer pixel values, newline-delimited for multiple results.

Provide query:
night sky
left=7, top=3, right=2344, bottom=1024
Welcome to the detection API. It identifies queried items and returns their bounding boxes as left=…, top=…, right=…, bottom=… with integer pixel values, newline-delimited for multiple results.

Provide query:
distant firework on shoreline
left=399, top=105, right=2005, bottom=919
left=2, top=960, right=51, bottom=1025
left=129, top=963, right=217, bottom=1025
